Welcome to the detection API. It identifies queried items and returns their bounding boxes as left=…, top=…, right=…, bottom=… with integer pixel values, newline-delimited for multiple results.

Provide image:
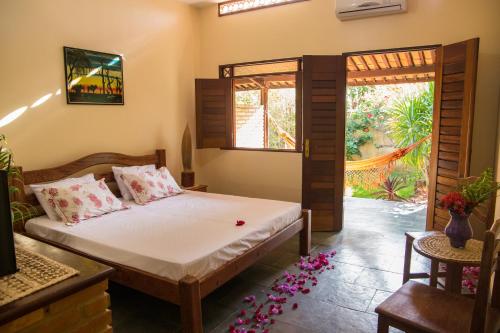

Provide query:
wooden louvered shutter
left=195, top=79, right=233, bottom=148
left=302, top=55, right=346, bottom=232
left=426, top=38, right=479, bottom=231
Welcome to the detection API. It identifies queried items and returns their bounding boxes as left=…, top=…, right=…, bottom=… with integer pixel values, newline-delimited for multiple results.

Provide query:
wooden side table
left=0, top=234, right=114, bottom=333
left=412, top=234, right=482, bottom=294
left=183, top=184, right=208, bottom=192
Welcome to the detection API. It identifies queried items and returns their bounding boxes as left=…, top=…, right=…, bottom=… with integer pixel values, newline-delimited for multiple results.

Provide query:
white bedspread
left=25, top=191, right=301, bottom=281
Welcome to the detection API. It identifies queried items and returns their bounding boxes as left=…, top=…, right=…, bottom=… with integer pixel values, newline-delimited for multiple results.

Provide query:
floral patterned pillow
left=41, top=179, right=128, bottom=224
left=121, top=167, right=183, bottom=205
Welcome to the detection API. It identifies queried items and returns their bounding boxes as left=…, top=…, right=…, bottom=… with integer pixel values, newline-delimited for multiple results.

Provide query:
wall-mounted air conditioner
left=336, top=0, right=407, bottom=20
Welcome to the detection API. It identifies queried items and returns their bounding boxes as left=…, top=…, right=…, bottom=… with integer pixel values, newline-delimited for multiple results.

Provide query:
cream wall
left=0, top=0, right=200, bottom=180
left=197, top=0, right=500, bottom=203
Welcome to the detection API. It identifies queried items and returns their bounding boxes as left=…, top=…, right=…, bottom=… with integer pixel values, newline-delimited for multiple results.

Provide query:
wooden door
left=302, top=56, right=346, bottom=231
left=195, top=79, right=233, bottom=148
left=426, top=38, right=479, bottom=231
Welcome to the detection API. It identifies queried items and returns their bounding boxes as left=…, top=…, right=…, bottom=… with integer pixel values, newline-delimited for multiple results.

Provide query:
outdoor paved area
left=110, top=197, right=428, bottom=333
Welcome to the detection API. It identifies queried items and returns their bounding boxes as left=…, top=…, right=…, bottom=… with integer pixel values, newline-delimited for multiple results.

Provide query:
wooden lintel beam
left=347, top=76, right=434, bottom=86
left=347, top=64, right=435, bottom=80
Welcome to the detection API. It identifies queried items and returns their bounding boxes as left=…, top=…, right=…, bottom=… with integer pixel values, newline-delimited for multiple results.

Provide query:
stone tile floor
left=110, top=197, right=429, bottom=333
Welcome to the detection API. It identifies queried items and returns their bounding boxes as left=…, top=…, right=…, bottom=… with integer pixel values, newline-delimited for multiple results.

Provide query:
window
left=221, top=58, right=301, bottom=151
left=234, top=75, right=297, bottom=150
left=218, top=0, right=308, bottom=16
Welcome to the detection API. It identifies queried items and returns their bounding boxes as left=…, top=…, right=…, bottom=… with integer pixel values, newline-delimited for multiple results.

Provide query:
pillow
left=122, top=167, right=183, bottom=205
left=29, top=173, right=95, bottom=221
left=41, top=179, right=128, bottom=224
left=112, top=165, right=156, bottom=201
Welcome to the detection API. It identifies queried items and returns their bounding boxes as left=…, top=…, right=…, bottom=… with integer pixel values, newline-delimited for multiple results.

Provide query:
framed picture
left=64, top=46, right=124, bottom=105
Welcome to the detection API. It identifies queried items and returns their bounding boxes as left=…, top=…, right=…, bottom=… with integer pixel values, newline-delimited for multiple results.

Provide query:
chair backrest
left=471, top=219, right=500, bottom=332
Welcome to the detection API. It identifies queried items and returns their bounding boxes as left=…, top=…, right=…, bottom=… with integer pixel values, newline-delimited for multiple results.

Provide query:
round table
left=413, top=234, right=483, bottom=294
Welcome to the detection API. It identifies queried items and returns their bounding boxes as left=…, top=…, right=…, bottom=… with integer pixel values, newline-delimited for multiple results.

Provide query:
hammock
left=269, top=115, right=431, bottom=188
left=345, top=134, right=431, bottom=188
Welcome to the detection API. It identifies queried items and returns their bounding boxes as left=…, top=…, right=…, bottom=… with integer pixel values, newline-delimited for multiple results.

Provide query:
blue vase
left=444, top=211, right=473, bottom=248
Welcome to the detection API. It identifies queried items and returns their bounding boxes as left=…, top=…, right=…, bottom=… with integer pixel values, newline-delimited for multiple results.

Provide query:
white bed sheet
left=25, top=191, right=301, bottom=281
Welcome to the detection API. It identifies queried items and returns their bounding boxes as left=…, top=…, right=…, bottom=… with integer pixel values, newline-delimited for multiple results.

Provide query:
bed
left=16, top=149, right=311, bottom=333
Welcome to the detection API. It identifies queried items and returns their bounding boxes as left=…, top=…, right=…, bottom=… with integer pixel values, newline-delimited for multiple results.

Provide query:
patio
left=110, top=197, right=429, bottom=333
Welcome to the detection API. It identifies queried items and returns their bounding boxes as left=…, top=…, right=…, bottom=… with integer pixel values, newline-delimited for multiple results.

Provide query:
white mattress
left=25, top=191, right=301, bottom=281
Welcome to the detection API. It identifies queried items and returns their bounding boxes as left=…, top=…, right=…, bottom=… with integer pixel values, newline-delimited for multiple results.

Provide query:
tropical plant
left=373, top=175, right=407, bottom=201
left=387, top=82, right=434, bottom=183
left=459, top=168, right=500, bottom=207
left=0, top=135, right=35, bottom=223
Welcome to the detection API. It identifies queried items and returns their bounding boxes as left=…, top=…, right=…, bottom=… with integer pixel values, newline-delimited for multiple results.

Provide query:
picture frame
left=63, top=46, right=124, bottom=105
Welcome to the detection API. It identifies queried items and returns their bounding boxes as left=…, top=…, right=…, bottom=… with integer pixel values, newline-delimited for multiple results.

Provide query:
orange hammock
left=270, top=116, right=431, bottom=188
left=345, top=134, right=431, bottom=188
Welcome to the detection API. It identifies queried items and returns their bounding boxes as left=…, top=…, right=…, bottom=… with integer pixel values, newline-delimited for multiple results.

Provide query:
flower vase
left=444, top=211, right=473, bottom=248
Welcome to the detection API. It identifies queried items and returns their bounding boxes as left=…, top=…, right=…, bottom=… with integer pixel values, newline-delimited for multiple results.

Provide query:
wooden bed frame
left=15, top=149, right=312, bottom=333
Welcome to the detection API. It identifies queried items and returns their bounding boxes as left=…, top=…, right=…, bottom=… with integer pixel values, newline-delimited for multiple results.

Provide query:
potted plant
left=440, top=168, right=499, bottom=248
left=0, top=135, right=35, bottom=276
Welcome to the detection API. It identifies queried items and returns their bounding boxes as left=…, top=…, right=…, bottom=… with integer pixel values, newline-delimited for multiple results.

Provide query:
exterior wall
left=197, top=0, right=500, bottom=203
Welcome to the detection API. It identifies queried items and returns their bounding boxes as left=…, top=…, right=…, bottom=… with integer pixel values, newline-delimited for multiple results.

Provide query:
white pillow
left=112, top=165, right=156, bottom=200
left=29, top=173, right=95, bottom=221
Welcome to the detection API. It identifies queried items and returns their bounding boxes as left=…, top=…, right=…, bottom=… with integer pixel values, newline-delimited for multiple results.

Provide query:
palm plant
left=373, top=175, right=407, bottom=201
left=0, top=135, right=35, bottom=224
left=387, top=83, right=434, bottom=184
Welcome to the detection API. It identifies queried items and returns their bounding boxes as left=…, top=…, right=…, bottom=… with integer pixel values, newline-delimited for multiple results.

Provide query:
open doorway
left=343, top=47, right=437, bottom=233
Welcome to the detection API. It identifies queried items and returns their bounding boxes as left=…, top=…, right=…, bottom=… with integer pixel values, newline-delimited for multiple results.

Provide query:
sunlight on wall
left=0, top=88, right=62, bottom=129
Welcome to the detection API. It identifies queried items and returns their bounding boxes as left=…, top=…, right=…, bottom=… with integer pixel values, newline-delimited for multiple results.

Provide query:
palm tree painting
left=64, top=46, right=124, bottom=105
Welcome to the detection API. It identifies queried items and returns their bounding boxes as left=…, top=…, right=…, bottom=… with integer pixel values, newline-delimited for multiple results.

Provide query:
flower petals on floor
left=229, top=250, right=336, bottom=333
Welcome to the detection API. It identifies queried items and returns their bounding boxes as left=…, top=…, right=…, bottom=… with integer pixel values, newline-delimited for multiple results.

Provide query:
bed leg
left=300, top=209, right=311, bottom=256
left=179, top=275, right=203, bottom=333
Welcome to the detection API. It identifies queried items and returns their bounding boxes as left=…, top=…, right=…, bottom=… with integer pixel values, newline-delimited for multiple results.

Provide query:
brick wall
left=0, top=280, right=112, bottom=333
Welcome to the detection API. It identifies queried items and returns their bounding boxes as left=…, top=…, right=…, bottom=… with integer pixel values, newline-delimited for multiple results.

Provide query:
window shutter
left=302, top=55, right=346, bottom=232
left=426, top=38, right=479, bottom=231
left=195, top=79, right=233, bottom=148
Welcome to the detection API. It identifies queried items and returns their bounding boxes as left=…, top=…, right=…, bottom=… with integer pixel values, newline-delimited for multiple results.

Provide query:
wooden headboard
left=17, top=149, right=166, bottom=210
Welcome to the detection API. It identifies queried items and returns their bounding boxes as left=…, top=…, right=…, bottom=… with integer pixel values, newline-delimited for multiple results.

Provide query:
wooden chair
left=376, top=220, right=500, bottom=333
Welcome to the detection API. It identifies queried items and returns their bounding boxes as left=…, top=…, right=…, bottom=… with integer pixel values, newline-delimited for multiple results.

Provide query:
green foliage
left=345, top=86, right=388, bottom=159
left=460, top=168, right=500, bottom=205
left=387, top=83, right=434, bottom=168
left=268, top=88, right=296, bottom=150
left=0, top=135, right=35, bottom=224
left=373, top=175, right=408, bottom=201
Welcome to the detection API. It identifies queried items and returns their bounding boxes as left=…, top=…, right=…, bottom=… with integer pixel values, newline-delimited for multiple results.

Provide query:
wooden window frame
left=221, top=58, right=303, bottom=153
left=218, top=0, right=309, bottom=17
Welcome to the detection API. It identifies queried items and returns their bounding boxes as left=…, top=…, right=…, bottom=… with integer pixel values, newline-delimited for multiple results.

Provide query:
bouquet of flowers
left=440, top=168, right=499, bottom=216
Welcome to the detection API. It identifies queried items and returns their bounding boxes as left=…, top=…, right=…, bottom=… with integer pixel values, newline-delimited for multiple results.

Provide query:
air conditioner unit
left=336, top=0, right=407, bottom=20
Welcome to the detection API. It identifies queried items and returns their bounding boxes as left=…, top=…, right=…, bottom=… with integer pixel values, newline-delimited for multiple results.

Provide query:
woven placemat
left=416, top=235, right=483, bottom=264
left=0, top=247, right=79, bottom=306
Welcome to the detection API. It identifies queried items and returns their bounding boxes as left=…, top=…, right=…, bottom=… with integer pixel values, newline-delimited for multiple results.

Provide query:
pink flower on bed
left=72, top=197, right=83, bottom=206
left=48, top=188, right=58, bottom=197
left=70, top=184, right=82, bottom=191
left=106, top=196, right=114, bottom=205
left=167, top=185, right=174, bottom=194
left=157, top=181, right=165, bottom=190
left=129, top=180, right=144, bottom=194
left=160, top=172, right=168, bottom=180
left=88, top=193, right=102, bottom=208
left=58, top=199, right=69, bottom=208
left=147, top=180, right=155, bottom=188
